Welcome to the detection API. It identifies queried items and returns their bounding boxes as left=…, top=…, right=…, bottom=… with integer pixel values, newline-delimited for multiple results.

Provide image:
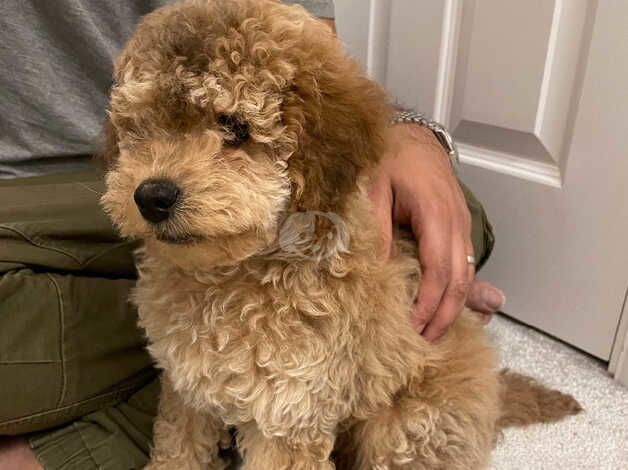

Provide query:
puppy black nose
left=134, top=179, right=181, bottom=223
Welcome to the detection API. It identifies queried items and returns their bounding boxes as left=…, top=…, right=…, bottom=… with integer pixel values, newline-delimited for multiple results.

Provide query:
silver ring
left=466, top=255, right=476, bottom=265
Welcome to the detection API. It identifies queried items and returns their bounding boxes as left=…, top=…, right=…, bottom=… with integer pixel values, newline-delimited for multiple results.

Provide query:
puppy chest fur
left=132, top=193, right=431, bottom=439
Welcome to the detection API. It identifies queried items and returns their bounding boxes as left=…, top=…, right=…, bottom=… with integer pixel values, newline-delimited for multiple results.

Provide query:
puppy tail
left=497, top=369, right=582, bottom=430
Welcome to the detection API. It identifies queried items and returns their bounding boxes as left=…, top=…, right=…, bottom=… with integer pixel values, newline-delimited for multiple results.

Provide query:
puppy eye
left=217, top=114, right=250, bottom=146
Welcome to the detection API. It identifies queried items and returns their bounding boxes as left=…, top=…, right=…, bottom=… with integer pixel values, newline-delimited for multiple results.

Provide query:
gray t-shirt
left=0, top=1, right=334, bottom=179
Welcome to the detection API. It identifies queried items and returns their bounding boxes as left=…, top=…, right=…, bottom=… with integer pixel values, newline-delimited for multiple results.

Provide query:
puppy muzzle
left=134, top=178, right=181, bottom=224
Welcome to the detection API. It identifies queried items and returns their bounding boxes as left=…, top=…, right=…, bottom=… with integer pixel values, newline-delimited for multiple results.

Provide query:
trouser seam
left=0, top=225, right=82, bottom=267
left=75, top=422, right=101, bottom=469
left=0, top=360, right=57, bottom=364
left=0, top=382, right=145, bottom=429
left=46, top=273, right=68, bottom=408
left=81, top=240, right=138, bottom=272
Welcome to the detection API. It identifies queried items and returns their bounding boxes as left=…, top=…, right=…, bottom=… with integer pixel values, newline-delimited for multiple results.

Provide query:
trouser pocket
left=0, top=268, right=154, bottom=435
left=0, top=170, right=152, bottom=435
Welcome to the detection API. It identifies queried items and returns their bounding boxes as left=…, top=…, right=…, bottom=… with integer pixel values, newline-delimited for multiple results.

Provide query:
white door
left=336, top=0, right=628, bottom=363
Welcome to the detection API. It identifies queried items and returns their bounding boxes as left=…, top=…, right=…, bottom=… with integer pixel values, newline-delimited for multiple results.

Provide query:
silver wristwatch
left=391, top=110, right=460, bottom=170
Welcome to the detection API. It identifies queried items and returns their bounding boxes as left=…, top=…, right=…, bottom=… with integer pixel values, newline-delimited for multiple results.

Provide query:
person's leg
left=0, top=169, right=159, bottom=469
left=459, top=180, right=494, bottom=272
left=459, top=181, right=505, bottom=317
left=29, top=377, right=160, bottom=470
left=0, top=377, right=161, bottom=470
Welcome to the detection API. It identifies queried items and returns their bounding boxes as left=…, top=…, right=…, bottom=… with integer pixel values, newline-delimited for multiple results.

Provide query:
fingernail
left=483, top=287, right=506, bottom=311
left=414, top=318, right=426, bottom=334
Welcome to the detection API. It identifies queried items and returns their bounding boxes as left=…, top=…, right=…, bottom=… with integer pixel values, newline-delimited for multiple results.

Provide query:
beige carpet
left=487, top=314, right=628, bottom=470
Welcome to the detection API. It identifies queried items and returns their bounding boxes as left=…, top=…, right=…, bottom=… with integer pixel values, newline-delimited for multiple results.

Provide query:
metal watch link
left=391, top=110, right=460, bottom=170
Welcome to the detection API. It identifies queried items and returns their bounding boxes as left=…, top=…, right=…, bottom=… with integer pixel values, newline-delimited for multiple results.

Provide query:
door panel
left=338, top=0, right=628, bottom=360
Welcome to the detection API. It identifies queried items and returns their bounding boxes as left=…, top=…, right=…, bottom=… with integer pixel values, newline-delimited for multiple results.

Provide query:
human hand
left=368, top=124, right=505, bottom=340
left=0, top=437, right=43, bottom=470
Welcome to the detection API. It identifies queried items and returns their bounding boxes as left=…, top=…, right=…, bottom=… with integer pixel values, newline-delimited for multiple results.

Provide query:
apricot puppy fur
left=102, top=1, right=581, bottom=468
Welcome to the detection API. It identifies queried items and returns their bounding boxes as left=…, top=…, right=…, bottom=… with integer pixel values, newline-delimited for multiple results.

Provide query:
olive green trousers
left=0, top=169, right=494, bottom=469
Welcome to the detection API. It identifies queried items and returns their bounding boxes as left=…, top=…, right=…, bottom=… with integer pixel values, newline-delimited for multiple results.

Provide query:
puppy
left=102, top=1, right=581, bottom=468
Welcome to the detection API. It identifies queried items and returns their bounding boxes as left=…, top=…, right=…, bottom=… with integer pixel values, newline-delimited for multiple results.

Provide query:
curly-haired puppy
left=101, top=1, right=581, bottom=468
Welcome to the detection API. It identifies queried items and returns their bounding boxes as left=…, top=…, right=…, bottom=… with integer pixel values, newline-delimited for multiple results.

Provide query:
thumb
left=466, top=279, right=506, bottom=314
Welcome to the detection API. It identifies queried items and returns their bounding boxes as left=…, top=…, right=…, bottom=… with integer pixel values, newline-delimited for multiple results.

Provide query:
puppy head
left=102, top=0, right=390, bottom=268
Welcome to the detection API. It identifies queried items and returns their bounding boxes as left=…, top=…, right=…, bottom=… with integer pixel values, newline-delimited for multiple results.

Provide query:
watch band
left=391, top=110, right=460, bottom=170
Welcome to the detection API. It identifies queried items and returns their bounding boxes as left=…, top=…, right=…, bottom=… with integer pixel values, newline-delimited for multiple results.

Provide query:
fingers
left=367, top=173, right=394, bottom=260
left=411, top=207, right=452, bottom=334
left=421, top=229, right=472, bottom=341
left=414, top=185, right=475, bottom=341
left=466, top=279, right=506, bottom=314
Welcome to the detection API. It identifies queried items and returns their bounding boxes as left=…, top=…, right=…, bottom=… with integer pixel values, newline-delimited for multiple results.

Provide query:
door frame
left=609, top=288, right=628, bottom=385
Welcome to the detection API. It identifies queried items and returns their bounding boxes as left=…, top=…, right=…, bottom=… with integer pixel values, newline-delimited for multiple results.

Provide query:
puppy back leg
left=237, top=421, right=335, bottom=470
left=343, top=385, right=497, bottom=470
left=341, top=320, right=500, bottom=470
left=146, top=375, right=227, bottom=470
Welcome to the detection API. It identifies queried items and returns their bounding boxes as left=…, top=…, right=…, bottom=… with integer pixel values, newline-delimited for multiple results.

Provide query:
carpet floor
left=487, top=313, right=628, bottom=470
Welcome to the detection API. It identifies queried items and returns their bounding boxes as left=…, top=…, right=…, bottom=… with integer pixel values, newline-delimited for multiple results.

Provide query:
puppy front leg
left=146, top=375, right=226, bottom=470
left=237, top=421, right=335, bottom=470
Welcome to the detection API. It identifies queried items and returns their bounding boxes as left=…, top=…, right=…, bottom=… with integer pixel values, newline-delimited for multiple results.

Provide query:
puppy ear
left=286, top=54, right=391, bottom=214
left=99, top=114, right=120, bottom=169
